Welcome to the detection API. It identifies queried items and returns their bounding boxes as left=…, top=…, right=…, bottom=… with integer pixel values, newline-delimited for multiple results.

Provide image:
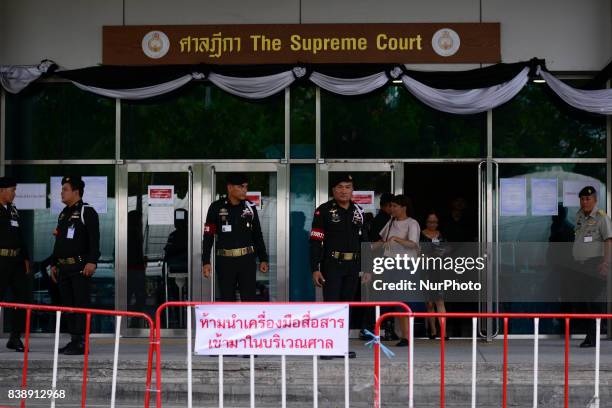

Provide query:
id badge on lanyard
left=67, top=226, right=75, bottom=239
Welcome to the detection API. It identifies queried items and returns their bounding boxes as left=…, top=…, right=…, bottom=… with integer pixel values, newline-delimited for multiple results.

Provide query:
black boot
left=6, top=335, right=24, bottom=352
left=63, top=336, right=85, bottom=355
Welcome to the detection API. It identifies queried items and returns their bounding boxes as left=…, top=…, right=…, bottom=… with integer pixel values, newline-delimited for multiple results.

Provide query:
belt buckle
left=240, top=247, right=247, bottom=256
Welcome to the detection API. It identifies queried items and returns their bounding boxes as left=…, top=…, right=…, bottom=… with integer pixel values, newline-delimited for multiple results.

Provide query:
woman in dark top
left=420, top=211, right=449, bottom=340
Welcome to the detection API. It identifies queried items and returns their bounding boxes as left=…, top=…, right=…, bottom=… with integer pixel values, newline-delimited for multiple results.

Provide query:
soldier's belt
left=57, top=256, right=85, bottom=265
left=216, top=246, right=255, bottom=257
left=329, top=251, right=360, bottom=261
left=0, top=248, right=20, bottom=257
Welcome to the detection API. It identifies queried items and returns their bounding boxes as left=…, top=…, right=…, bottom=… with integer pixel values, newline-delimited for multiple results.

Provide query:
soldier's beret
left=226, top=173, right=248, bottom=185
left=0, top=177, right=16, bottom=188
left=578, top=186, right=597, bottom=197
left=331, top=173, right=354, bottom=188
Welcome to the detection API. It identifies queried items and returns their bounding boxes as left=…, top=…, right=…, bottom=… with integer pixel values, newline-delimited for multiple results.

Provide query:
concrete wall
left=1, top=0, right=610, bottom=71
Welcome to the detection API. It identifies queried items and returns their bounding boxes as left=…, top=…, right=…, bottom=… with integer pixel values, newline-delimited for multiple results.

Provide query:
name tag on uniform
left=222, top=225, right=232, bottom=233
left=584, top=236, right=593, bottom=243
left=10, top=220, right=19, bottom=227
left=432, top=238, right=440, bottom=244
left=67, top=227, right=75, bottom=239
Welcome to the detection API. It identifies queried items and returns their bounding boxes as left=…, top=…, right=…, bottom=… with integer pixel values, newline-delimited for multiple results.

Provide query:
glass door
left=204, top=163, right=287, bottom=302
left=317, top=162, right=399, bottom=331
left=118, top=163, right=199, bottom=333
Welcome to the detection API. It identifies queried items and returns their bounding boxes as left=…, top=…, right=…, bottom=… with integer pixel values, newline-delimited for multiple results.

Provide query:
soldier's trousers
left=0, top=257, right=30, bottom=336
left=322, top=259, right=361, bottom=329
left=58, top=264, right=91, bottom=338
left=571, top=257, right=607, bottom=339
left=321, top=258, right=360, bottom=302
left=216, top=254, right=257, bottom=301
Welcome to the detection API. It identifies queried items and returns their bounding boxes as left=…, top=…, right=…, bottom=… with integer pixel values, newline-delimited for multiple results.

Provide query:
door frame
left=203, top=162, right=288, bottom=302
left=117, top=162, right=202, bottom=336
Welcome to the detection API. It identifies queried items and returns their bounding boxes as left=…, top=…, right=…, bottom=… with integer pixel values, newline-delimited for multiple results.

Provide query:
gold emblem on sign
left=148, top=33, right=163, bottom=53
left=437, top=31, right=453, bottom=51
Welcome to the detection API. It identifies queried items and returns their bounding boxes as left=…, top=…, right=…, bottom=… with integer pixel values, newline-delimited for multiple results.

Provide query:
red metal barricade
left=153, top=301, right=411, bottom=408
left=374, top=311, right=612, bottom=408
left=0, top=302, right=155, bottom=408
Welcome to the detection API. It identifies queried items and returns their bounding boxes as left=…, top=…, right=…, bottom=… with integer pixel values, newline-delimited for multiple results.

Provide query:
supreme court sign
left=103, top=23, right=500, bottom=65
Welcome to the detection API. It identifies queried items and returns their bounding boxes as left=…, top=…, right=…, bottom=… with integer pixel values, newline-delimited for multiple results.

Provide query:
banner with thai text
left=194, top=304, right=349, bottom=356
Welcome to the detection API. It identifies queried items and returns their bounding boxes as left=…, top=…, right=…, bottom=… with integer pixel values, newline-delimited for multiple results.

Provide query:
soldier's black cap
left=0, top=177, right=16, bottom=188
left=61, top=176, right=85, bottom=189
left=578, top=186, right=597, bottom=197
left=331, top=173, right=354, bottom=188
left=226, top=173, right=248, bottom=186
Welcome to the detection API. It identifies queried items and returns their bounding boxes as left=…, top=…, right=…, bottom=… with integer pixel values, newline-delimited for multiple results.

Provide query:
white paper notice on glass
left=246, top=191, right=262, bottom=210
left=50, top=176, right=108, bottom=214
left=148, top=206, right=175, bottom=225
left=83, top=177, right=108, bottom=214
left=14, top=184, right=47, bottom=210
left=500, top=178, right=527, bottom=216
left=148, top=185, right=174, bottom=206
left=563, top=180, right=599, bottom=208
left=531, top=178, right=558, bottom=216
left=352, top=191, right=376, bottom=212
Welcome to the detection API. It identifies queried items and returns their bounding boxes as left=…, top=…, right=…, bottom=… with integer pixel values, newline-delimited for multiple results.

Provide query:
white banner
left=195, top=304, right=349, bottom=356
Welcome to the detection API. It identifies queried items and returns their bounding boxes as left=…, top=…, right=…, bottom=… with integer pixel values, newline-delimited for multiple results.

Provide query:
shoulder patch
left=598, top=209, right=606, bottom=216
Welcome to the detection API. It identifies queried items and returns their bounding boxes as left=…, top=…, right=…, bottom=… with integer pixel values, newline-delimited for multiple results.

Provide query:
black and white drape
left=0, top=60, right=56, bottom=93
left=1, top=59, right=610, bottom=115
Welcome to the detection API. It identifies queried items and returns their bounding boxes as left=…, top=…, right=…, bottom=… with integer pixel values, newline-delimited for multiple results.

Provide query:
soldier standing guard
left=572, top=186, right=612, bottom=348
left=202, top=173, right=269, bottom=301
left=0, top=177, right=31, bottom=352
left=310, top=173, right=366, bottom=359
left=51, top=176, right=100, bottom=355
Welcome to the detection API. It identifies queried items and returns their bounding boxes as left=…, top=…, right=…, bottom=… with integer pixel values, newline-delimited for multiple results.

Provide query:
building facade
left=1, top=0, right=611, bottom=335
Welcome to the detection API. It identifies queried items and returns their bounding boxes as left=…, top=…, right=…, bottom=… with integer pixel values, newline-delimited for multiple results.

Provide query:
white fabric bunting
left=2, top=61, right=610, bottom=116
left=309, top=71, right=388, bottom=95
left=0, top=61, right=54, bottom=93
left=400, top=67, right=530, bottom=114
left=71, top=73, right=200, bottom=100
left=207, top=70, right=295, bottom=99
left=539, top=69, right=612, bottom=115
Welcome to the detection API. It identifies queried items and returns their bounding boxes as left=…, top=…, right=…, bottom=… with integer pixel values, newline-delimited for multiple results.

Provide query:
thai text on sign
left=103, top=23, right=500, bottom=65
left=194, top=304, right=349, bottom=356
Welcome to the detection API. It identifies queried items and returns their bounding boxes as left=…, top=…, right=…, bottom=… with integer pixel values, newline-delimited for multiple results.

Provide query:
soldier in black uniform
left=50, top=176, right=100, bottom=355
left=202, top=173, right=268, bottom=301
left=310, top=173, right=366, bottom=359
left=0, top=177, right=31, bottom=352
